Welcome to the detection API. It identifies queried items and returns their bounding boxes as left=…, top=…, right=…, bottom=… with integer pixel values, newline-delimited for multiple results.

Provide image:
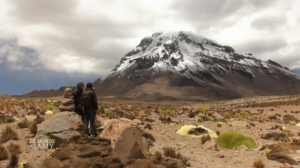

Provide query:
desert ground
left=1, top=94, right=300, bottom=168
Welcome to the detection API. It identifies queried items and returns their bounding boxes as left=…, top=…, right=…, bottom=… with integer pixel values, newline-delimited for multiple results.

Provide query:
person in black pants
left=72, top=81, right=85, bottom=123
left=82, top=82, right=99, bottom=137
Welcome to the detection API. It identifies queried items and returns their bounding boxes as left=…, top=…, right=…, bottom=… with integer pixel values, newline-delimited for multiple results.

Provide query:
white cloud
left=0, top=0, right=299, bottom=75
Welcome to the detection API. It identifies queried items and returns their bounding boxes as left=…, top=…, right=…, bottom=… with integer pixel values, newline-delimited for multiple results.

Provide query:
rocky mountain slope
left=15, top=87, right=71, bottom=98
left=94, top=31, right=300, bottom=100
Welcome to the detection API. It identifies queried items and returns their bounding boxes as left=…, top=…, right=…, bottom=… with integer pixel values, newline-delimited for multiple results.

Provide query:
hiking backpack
left=81, top=89, right=93, bottom=107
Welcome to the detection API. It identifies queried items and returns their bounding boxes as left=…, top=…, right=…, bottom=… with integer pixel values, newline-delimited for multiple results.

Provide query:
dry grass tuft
left=163, top=147, right=177, bottom=158
left=17, top=120, right=30, bottom=129
left=144, top=124, right=152, bottom=130
left=142, top=131, right=156, bottom=142
left=201, top=134, right=211, bottom=145
left=216, top=130, right=221, bottom=136
left=246, top=123, right=252, bottom=129
left=7, top=152, right=19, bottom=168
left=95, top=118, right=102, bottom=125
left=7, top=141, right=22, bottom=154
left=176, top=152, right=188, bottom=165
left=253, top=159, right=265, bottom=168
left=0, top=126, right=19, bottom=143
left=29, top=121, right=38, bottom=135
left=0, top=145, right=8, bottom=160
left=153, top=150, right=163, bottom=164
left=217, top=122, right=223, bottom=127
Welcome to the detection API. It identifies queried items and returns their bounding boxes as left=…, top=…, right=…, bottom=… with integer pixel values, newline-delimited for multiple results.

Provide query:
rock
left=123, top=112, right=133, bottom=119
left=127, top=105, right=133, bottom=110
left=261, top=130, right=288, bottom=141
left=110, top=107, right=118, bottom=113
left=49, top=130, right=82, bottom=147
left=25, top=134, right=35, bottom=138
left=216, top=153, right=225, bottom=158
left=214, top=113, right=225, bottom=121
left=281, top=163, right=294, bottom=168
left=61, top=98, right=74, bottom=105
left=59, top=105, right=74, bottom=112
left=203, top=139, right=219, bottom=151
left=237, top=145, right=248, bottom=152
left=294, top=156, right=300, bottom=162
left=177, top=142, right=187, bottom=148
left=132, top=119, right=142, bottom=126
left=63, top=93, right=72, bottom=98
left=99, top=119, right=149, bottom=163
left=37, top=112, right=83, bottom=135
left=265, top=113, right=279, bottom=120
left=25, top=115, right=37, bottom=122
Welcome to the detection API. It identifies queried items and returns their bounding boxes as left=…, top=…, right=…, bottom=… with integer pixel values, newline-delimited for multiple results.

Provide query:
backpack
left=81, top=89, right=93, bottom=107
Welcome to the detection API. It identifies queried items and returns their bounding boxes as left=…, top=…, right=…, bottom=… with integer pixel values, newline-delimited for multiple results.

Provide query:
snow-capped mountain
left=94, top=31, right=300, bottom=100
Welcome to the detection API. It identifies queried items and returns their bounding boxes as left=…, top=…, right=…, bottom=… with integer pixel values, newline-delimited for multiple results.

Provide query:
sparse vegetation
left=0, top=126, right=19, bottom=143
left=233, top=111, right=251, bottom=117
left=29, top=121, right=38, bottom=135
left=142, top=131, right=156, bottom=142
left=44, top=104, right=58, bottom=110
left=217, top=122, right=223, bottom=127
left=188, top=112, right=195, bottom=118
left=193, top=107, right=210, bottom=113
left=0, top=145, right=8, bottom=160
left=17, top=120, right=30, bottom=129
left=253, top=159, right=265, bottom=168
left=201, top=134, right=211, bottom=145
left=7, top=152, right=19, bottom=168
left=154, top=150, right=163, bottom=164
left=158, top=107, right=175, bottom=115
left=163, top=147, right=177, bottom=158
left=216, top=131, right=256, bottom=149
left=7, top=141, right=22, bottom=154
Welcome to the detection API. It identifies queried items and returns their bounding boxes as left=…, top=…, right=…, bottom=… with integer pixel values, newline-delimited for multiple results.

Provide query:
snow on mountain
left=96, top=31, right=300, bottom=100
left=103, top=31, right=299, bottom=82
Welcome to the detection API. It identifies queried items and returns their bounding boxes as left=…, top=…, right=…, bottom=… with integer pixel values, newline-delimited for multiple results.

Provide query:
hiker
left=82, top=82, right=99, bottom=137
left=72, top=81, right=85, bottom=123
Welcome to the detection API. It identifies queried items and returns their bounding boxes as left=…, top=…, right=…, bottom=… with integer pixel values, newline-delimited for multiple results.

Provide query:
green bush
left=158, top=107, right=175, bottom=115
left=193, top=107, right=210, bottom=113
left=233, top=111, right=251, bottom=117
left=216, top=131, right=256, bottom=149
left=44, top=104, right=58, bottom=110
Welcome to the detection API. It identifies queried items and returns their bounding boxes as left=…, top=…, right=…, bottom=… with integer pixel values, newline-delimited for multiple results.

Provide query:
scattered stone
left=261, top=130, right=288, bottom=141
left=25, top=115, right=37, bottom=122
left=214, top=113, right=225, bottom=121
left=25, top=134, right=35, bottom=138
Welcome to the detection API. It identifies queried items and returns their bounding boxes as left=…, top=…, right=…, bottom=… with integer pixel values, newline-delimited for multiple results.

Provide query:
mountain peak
left=96, top=31, right=300, bottom=100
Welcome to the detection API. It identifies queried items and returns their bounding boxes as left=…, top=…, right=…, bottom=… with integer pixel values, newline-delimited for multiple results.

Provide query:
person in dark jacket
left=72, top=81, right=85, bottom=123
left=83, top=82, right=99, bottom=137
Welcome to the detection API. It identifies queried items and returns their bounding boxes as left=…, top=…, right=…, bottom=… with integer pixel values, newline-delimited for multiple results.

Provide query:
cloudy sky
left=0, top=0, right=300, bottom=95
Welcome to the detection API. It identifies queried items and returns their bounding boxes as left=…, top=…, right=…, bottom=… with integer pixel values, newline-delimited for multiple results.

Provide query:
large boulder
left=37, top=112, right=83, bottom=147
left=37, top=112, right=82, bottom=135
left=99, top=119, right=150, bottom=163
left=49, top=130, right=81, bottom=147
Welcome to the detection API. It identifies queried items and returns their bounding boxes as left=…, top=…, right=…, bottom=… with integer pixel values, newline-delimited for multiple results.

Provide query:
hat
left=86, top=82, right=93, bottom=89
left=77, top=81, right=84, bottom=86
